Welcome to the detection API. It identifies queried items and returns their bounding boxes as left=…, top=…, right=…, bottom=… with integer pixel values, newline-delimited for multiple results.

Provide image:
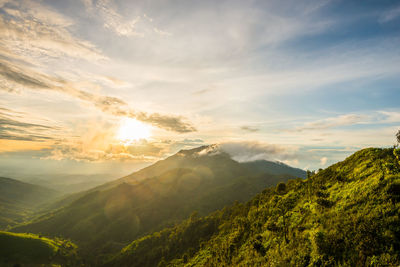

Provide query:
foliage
left=0, top=177, right=60, bottom=229
left=0, top=231, right=79, bottom=266
left=396, top=130, right=400, bottom=144
left=106, top=148, right=400, bottom=267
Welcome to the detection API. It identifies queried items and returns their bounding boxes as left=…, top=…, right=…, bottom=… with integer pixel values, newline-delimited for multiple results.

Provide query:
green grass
left=0, top=231, right=78, bottom=266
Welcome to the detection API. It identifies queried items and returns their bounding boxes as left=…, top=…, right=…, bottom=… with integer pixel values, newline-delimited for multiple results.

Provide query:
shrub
left=276, top=183, right=287, bottom=194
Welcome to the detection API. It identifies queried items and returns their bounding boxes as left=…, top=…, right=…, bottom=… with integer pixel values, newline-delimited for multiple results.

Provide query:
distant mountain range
left=12, top=145, right=305, bottom=258
left=21, top=173, right=121, bottom=194
left=0, top=177, right=60, bottom=229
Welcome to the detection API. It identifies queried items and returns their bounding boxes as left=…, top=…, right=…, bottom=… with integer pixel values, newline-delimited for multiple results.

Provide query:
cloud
left=181, top=138, right=204, bottom=144
left=153, top=27, right=172, bottom=36
left=46, top=142, right=162, bottom=162
left=379, top=111, right=400, bottom=123
left=219, top=141, right=299, bottom=162
left=0, top=108, right=60, bottom=142
left=0, top=107, right=197, bottom=161
left=82, top=0, right=173, bottom=38
left=135, top=112, right=195, bottom=133
left=293, top=114, right=368, bottom=132
left=83, top=0, right=141, bottom=36
left=240, top=126, right=259, bottom=132
left=43, top=123, right=194, bottom=162
left=379, top=5, right=400, bottom=23
left=0, top=61, right=51, bottom=91
left=0, top=0, right=105, bottom=63
left=320, top=156, right=327, bottom=166
left=290, top=111, right=400, bottom=133
left=0, top=133, right=52, bottom=142
left=41, top=122, right=158, bottom=162
left=192, top=89, right=212, bottom=95
left=0, top=59, right=196, bottom=133
left=307, top=147, right=357, bottom=153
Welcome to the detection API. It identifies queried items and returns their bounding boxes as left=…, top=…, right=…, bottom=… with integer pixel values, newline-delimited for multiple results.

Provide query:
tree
left=306, top=170, right=315, bottom=179
left=276, top=182, right=287, bottom=194
left=396, top=130, right=400, bottom=145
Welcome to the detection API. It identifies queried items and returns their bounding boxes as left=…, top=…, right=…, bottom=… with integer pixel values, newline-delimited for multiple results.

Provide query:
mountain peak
left=176, top=144, right=221, bottom=157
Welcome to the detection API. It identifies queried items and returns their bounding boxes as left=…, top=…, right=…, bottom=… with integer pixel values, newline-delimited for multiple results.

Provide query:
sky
left=0, top=0, right=400, bottom=180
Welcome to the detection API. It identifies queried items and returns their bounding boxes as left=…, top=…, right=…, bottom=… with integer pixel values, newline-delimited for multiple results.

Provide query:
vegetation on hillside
left=12, top=146, right=303, bottom=260
left=0, top=177, right=60, bottom=229
left=105, top=148, right=400, bottom=267
left=0, top=231, right=79, bottom=266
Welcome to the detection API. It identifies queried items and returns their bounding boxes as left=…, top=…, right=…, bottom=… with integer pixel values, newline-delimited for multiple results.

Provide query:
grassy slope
left=106, top=147, right=400, bottom=267
left=0, top=231, right=78, bottom=266
left=0, top=177, right=60, bottom=229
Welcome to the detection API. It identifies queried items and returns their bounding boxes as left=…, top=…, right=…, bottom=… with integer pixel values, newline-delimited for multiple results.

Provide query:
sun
left=116, top=118, right=151, bottom=144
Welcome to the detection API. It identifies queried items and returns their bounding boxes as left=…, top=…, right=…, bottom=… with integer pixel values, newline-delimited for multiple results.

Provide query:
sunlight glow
left=117, top=119, right=151, bottom=144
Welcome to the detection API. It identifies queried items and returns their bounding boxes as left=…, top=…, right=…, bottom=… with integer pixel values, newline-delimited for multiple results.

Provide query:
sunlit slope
left=0, top=177, right=59, bottom=229
left=47, top=145, right=305, bottom=209
left=0, top=231, right=78, bottom=266
left=12, top=146, right=304, bottom=256
left=106, top=147, right=400, bottom=267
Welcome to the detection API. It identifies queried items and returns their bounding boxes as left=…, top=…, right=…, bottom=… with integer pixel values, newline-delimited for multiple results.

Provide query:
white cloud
left=83, top=0, right=142, bottom=36
left=0, top=0, right=106, bottom=63
left=0, top=59, right=196, bottom=133
left=320, top=157, right=327, bottom=166
left=219, top=141, right=299, bottom=162
left=379, top=111, right=400, bottom=123
left=379, top=5, right=400, bottom=23
left=293, top=114, right=369, bottom=132
left=82, top=0, right=173, bottom=38
left=291, top=111, right=400, bottom=133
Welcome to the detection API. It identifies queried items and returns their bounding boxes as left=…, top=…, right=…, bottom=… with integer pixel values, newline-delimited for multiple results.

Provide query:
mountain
left=21, top=173, right=120, bottom=194
left=105, top=147, right=400, bottom=267
left=0, top=177, right=60, bottom=229
left=12, top=145, right=305, bottom=259
left=242, top=160, right=306, bottom=177
left=0, top=231, right=79, bottom=266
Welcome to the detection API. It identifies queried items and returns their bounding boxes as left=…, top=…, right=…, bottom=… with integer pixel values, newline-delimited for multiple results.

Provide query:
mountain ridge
left=104, top=147, right=400, bottom=267
left=46, top=145, right=305, bottom=210
left=11, top=145, right=305, bottom=258
left=0, top=177, right=60, bottom=229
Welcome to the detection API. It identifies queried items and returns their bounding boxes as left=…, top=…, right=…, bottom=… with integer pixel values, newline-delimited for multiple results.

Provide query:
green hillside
left=11, top=146, right=304, bottom=260
left=0, top=177, right=60, bottom=229
left=105, top=147, right=400, bottom=267
left=0, top=231, right=78, bottom=266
